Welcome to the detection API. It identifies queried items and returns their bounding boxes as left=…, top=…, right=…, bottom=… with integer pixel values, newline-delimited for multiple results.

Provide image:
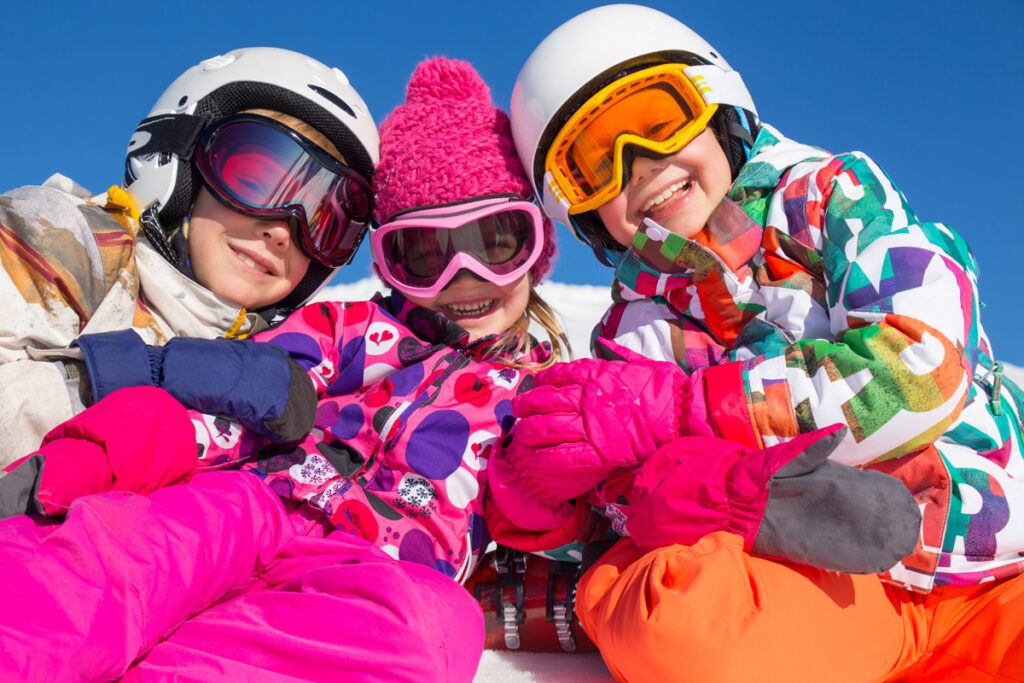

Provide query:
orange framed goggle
left=545, top=63, right=718, bottom=215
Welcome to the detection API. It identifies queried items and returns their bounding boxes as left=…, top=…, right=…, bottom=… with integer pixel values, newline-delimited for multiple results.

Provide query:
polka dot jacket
left=195, top=292, right=547, bottom=582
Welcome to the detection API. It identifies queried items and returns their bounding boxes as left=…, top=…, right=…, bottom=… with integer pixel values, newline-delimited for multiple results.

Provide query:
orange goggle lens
left=546, top=65, right=717, bottom=214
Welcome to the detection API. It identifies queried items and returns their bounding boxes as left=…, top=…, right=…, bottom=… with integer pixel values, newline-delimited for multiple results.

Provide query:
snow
left=474, top=650, right=612, bottom=682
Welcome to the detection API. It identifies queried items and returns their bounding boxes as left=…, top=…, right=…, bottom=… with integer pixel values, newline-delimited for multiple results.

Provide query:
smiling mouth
left=640, top=178, right=693, bottom=216
left=442, top=299, right=497, bottom=319
left=231, top=247, right=275, bottom=276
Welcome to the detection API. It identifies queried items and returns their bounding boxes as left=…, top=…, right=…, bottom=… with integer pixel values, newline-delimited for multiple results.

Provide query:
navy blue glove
left=75, top=330, right=316, bottom=444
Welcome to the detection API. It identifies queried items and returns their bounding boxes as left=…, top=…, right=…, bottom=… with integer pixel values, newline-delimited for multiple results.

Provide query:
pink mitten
left=0, top=386, right=197, bottom=517
left=625, top=425, right=844, bottom=550
left=626, top=424, right=921, bottom=574
left=499, top=354, right=710, bottom=506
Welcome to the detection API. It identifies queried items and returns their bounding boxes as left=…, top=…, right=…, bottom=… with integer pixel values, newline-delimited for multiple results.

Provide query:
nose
left=628, top=153, right=666, bottom=187
left=259, top=221, right=294, bottom=253
left=441, top=269, right=486, bottom=291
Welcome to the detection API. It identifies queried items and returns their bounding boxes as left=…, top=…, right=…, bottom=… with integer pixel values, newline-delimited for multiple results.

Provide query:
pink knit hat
left=374, top=57, right=556, bottom=283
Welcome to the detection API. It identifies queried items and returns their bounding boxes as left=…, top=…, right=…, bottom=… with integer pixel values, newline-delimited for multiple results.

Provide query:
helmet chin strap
left=139, top=205, right=197, bottom=281
left=709, top=106, right=759, bottom=180
left=569, top=213, right=626, bottom=267
left=139, top=205, right=179, bottom=263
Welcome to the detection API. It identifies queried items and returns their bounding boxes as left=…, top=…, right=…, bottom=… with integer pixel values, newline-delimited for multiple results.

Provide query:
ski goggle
left=544, top=63, right=718, bottom=215
left=371, top=195, right=544, bottom=298
left=193, top=113, right=373, bottom=267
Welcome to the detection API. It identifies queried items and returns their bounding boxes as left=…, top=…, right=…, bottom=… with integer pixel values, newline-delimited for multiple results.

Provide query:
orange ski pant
left=576, top=532, right=1024, bottom=683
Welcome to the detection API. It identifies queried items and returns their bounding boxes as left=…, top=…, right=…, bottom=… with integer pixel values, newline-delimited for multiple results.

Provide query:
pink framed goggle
left=371, top=195, right=544, bottom=298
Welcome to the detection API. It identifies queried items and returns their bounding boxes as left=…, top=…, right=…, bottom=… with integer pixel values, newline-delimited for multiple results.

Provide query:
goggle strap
left=683, top=65, right=758, bottom=117
left=727, top=116, right=755, bottom=147
left=130, top=114, right=208, bottom=161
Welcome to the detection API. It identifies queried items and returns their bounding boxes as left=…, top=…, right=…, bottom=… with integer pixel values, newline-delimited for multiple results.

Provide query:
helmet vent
left=308, top=84, right=355, bottom=118
left=178, top=95, right=188, bottom=107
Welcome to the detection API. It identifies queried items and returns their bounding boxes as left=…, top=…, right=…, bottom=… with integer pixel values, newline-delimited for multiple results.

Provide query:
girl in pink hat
left=0, top=57, right=565, bottom=682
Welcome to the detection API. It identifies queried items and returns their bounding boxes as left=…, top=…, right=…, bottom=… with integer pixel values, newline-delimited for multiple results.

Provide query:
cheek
left=706, top=153, right=733, bottom=199
left=688, top=132, right=733, bottom=199
left=285, top=247, right=312, bottom=285
left=498, top=277, right=531, bottom=323
left=595, top=195, right=638, bottom=247
left=185, top=219, right=219, bottom=279
left=404, top=292, right=438, bottom=311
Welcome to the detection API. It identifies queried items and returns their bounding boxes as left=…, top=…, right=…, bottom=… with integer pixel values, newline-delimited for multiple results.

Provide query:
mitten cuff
left=702, top=361, right=759, bottom=448
left=484, top=496, right=588, bottom=553
left=75, top=330, right=158, bottom=403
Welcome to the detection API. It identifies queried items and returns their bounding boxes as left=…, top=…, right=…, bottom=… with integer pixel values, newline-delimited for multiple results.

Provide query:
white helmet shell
left=125, top=47, right=380, bottom=228
left=511, top=4, right=756, bottom=228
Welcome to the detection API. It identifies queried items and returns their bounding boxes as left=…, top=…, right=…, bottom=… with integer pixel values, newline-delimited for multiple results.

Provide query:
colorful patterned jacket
left=597, top=125, right=1024, bottom=592
left=0, top=176, right=264, bottom=464
left=193, top=293, right=547, bottom=583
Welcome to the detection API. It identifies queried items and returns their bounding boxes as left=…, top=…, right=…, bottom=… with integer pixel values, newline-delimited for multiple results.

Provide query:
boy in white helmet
left=0, top=47, right=379, bottom=465
left=491, top=4, right=1024, bottom=680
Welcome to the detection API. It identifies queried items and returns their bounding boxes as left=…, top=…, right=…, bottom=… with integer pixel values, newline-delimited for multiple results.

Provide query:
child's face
left=595, top=128, right=732, bottom=246
left=188, top=188, right=311, bottom=309
left=405, top=271, right=531, bottom=342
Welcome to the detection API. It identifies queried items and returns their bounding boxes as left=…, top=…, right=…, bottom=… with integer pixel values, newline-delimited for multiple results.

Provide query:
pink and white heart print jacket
left=193, top=293, right=548, bottom=583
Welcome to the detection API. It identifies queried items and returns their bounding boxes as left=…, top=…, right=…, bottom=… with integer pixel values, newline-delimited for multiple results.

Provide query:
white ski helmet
left=124, top=47, right=381, bottom=310
left=510, top=4, right=758, bottom=255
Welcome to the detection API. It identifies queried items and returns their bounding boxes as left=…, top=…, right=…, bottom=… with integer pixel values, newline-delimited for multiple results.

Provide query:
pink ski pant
left=0, top=470, right=483, bottom=682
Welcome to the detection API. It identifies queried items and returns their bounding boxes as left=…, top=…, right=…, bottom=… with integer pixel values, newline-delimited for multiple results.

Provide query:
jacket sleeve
left=593, top=300, right=732, bottom=372
left=704, top=152, right=980, bottom=466
left=700, top=153, right=1024, bottom=589
left=0, top=183, right=139, bottom=463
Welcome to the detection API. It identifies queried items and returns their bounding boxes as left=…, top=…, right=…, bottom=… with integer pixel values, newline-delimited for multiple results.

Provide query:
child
left=0, top=57, right=563, bottom=682
left=490, top=5, right=1024, bottom=681
left=0, top=46, right=379, bottom=465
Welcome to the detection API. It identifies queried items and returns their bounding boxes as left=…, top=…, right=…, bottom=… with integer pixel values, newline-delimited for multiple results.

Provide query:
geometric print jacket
left=597, top=125, right=1024, bottom=592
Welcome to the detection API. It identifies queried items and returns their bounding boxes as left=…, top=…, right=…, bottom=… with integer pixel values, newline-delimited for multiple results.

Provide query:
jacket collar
left=378, top=290, right=471, bottom=347
left=613, top=125, right=830, bottom=298
left=376, top=291, right=552, bottom=364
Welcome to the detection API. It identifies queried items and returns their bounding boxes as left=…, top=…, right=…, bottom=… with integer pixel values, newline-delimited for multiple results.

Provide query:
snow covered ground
left=317, top=279, right=1022, bottom=682
left=474, top=650, right=612, bottom=682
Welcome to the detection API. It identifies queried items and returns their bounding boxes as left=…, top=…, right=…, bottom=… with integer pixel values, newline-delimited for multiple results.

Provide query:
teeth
left=236, top=251, right=270, bottom=275
left=641, top=180, right=691, bottom=213
left=446, top=300, right=494, bottom=316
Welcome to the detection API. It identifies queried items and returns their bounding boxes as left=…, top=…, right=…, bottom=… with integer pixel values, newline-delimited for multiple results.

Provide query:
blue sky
left=3, top=1, right=1022, bottom=361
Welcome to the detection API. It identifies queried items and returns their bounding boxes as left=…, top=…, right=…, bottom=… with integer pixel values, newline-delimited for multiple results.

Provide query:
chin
left=215, top=284, right=272, bottom=310
left=463, top=318, right=506, bottom=342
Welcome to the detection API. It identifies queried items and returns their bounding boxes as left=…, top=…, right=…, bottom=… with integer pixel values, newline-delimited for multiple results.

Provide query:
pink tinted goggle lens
left=372, top=197, right=543, bottom=296
left=194, top=114, right=372, bottom=267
